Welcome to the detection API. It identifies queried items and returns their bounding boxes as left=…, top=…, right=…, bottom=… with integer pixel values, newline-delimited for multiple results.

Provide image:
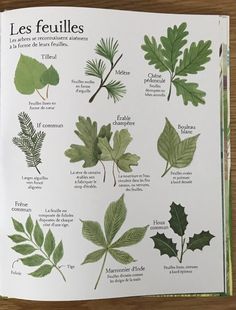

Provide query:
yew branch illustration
left=157, top=118, right=199, bottom=177
left=141, top=22, right=212, bottom=105
left=81, top=194, right=148, bottom=289
left=65, top=116, right=140, bottom=186
left=85, top=38, right=126, bottom=103
left=151, top=202, right=214, bottom=263
left=9, top=216, right=66, bottom=281
left=12, top=112, right=45, bottom=174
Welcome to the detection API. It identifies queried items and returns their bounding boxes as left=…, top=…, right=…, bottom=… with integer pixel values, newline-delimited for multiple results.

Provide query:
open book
left=0, top=6, right=231, bottom=301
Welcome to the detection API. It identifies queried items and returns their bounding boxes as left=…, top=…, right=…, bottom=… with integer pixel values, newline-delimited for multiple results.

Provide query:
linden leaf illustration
left=151, top=232, right=178, bottom=258
left=9, top=216, right=66, bottom=281
left=40, top=65, right=59, bottom=86
left=81, top=194, right=148, bottom=289
left=187, top=231, right=215, bottom=251
left=157, top=118, right=199, bottom=177
left=168, top=202, right=188, bottom=236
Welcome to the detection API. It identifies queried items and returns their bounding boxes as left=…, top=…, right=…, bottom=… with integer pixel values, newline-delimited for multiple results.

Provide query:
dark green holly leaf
left=25, top=215, right=34, bottom=236
left=53, top=241, right=64, bottom=265
left=109, top=248, right=135, bottom=264
left=104, top=194, right=127, bottom=245
left=12, top=218, right=25, bottom=233
left=173, top=78, right=206, bottom=106
left=141, top=35, right=169, bottom=72
left=21, top=254, right=46, bottom=266
left=44, top=229, right=55, bottom=257
left=81, top=249, right=106, bottom=264
left=8, top=234, right=27, bottom=243
left=33, top=221, right=44, bottom=248
left=40, top=65, right=59, bottom=86
left=12, top=244, right=36, bottom=255
left=175, top=40, right=212, bottom=76
left=111, top=225, right=149, bottom=248
left=160, top=22, right=188, bottom=71
left=151, top=232, right=178, bottom=258
left=81, top=220, right=107, bottom=247
left=29, top=264, right=53, bottom=278
left=187, top=231, right=215, bottom=251
left=169, top=202, right=188, bottom=236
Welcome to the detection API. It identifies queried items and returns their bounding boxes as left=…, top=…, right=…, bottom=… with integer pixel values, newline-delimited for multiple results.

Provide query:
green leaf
left=151, top=232, right=178, bottom=258
left=112, top=129, right=132, bottom=160
left=40, top=65, right=59, bottom=86
left=14, top=54, right=47, bottom=94
left=81, top=249, right=106, bottom=264
left=95, top=38, right=119, bottom=63
left=187, top=231, right=215, bottom=251
left=104, top=194, right=127, bottom=245
left=104, top=80, right=126, bottom=103
left=169, top=202, right=188, bottom=236
left=111, top=225, right=149, bottom=248
left=53, top=241, right=64, bottom=265
left=117, top=153, right=140, bottom=172
left=175, top=40, right=212, bottom=76
left=21, top=254, right=46, bottom=266
left=157, top=117, right=181, bottom=163
left=160, top=22, right=188, bottom=71
left=8, top=234, right=28, bottom=243
left=109, top=248, right=135, bottom=264
left=33, top=221, right=44, bottom=248
left=85, top=59, right=106, bottom=78
left=97, top=136, right=113, bottom=161
left=29, top=264, right=53, bottom=278
left=25, top=215, right=34, bottom=236
left=141, top=35, right=169, bottom=72
left=12, top=244, right=36, bottom=255
left=12, top=218, right=25, bottom=233
left=173, top=78, right=206, bottom=106
left=44, top=229, right=55, bottom=257
left=81, top=220, right=106, bottom=247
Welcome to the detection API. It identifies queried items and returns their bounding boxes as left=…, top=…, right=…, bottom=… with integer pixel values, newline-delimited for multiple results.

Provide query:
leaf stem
left=179, top=237, right=185, bottom=263
left=100, top=160, right=106, bottom=182
left=112, top=161, right=117, bottom=187
left=167, top=72, right=174, bottom=101
left=94, top=250, right=108, bottom=290
left=89, top=54, right=123, bottom=103
left=35, top=165, right=41, bottom=175
left=161, top=162, right=172, bottom=177
left=36, top=89, right=46, bottom=101
left=46, top=84, right=49, bottom=99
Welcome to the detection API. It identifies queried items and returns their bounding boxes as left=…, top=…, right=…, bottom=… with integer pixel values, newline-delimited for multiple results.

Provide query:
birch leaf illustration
left=81, top=194, right=148, bottom=289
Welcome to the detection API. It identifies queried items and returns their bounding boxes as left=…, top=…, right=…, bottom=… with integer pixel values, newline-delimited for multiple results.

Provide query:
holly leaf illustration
left=151, top=232, right=178, bottom=258
left=9, top=217, right=66, bottom=281
left=81, top=194, right=148, bottom=289
left=169, top=202, right=188, bottom=236
left=187, top=231, right=215, bottom=251
left=40, top=65, right=59, bottom=86
left=172, top=78, right=206, bottom=106
left=14, top=54, right=47, bottom=95
left=160, top=22, right=188, bottom=71
left=175, top=40, right=212, bottom=76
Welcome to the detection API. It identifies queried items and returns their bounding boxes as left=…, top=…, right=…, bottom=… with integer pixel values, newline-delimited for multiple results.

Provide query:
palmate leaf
left=187, top=231, right=214, bottom=251
left=95, top=38, right=119, bottom=63
left=104, top=80, right=126, bottom=103
left=85, top=59, right=106, bottom=79
left=9, top=216, right=66, bottom=281
left=160, top=22, right=188, bottom=71
left=169, top=202, right=188, bottom=236
left=151, top=232, right=178, bottom=258
left=81, top=194, right=148, bottom=289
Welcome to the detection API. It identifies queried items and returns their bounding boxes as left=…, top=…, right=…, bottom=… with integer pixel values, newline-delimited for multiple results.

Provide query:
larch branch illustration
left=151, top=202, right=214, bottom=263
left=12, top=112, right=46, bottom=174
left=14, top=54, right=59, bottom=100
left=81, top=194, right=148, bottom=289
left=157, top=118, right=199, bottom=177
left=9, top=215, right=66, bottom=281
left=141, top=22, right=212, bottom=106
left=85, top=38, right=126, bottom=103
left=65, top=116, right=140, bottom=186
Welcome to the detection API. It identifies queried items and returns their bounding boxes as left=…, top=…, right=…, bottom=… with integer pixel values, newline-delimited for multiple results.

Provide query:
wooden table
left=0, top=0, right=235, bottom=309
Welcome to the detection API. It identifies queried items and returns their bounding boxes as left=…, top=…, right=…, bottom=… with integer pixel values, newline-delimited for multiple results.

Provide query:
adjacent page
left=0, top=7, right=231, bottom=300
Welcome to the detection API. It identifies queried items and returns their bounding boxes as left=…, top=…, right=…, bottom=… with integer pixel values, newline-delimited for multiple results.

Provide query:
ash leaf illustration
left=187, top=231, right=215, bottom=251
left=9, top=215, right=66, bottom=281
left=151, top=202, right=214, bottom=263
left=12, top=112, right=46, bottom=174
left=65, top=116, right=140, bottom=186
left=85, top=37, right=126, bottom=103
left=142, top=22, right=212, bottom=105
left=157, top=117, right=199, bottom=177
left=81, top=194, right=148, bottom=289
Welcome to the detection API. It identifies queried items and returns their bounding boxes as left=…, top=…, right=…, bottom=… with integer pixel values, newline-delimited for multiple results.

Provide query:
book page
left=0, top=7, right=228, bottom=300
